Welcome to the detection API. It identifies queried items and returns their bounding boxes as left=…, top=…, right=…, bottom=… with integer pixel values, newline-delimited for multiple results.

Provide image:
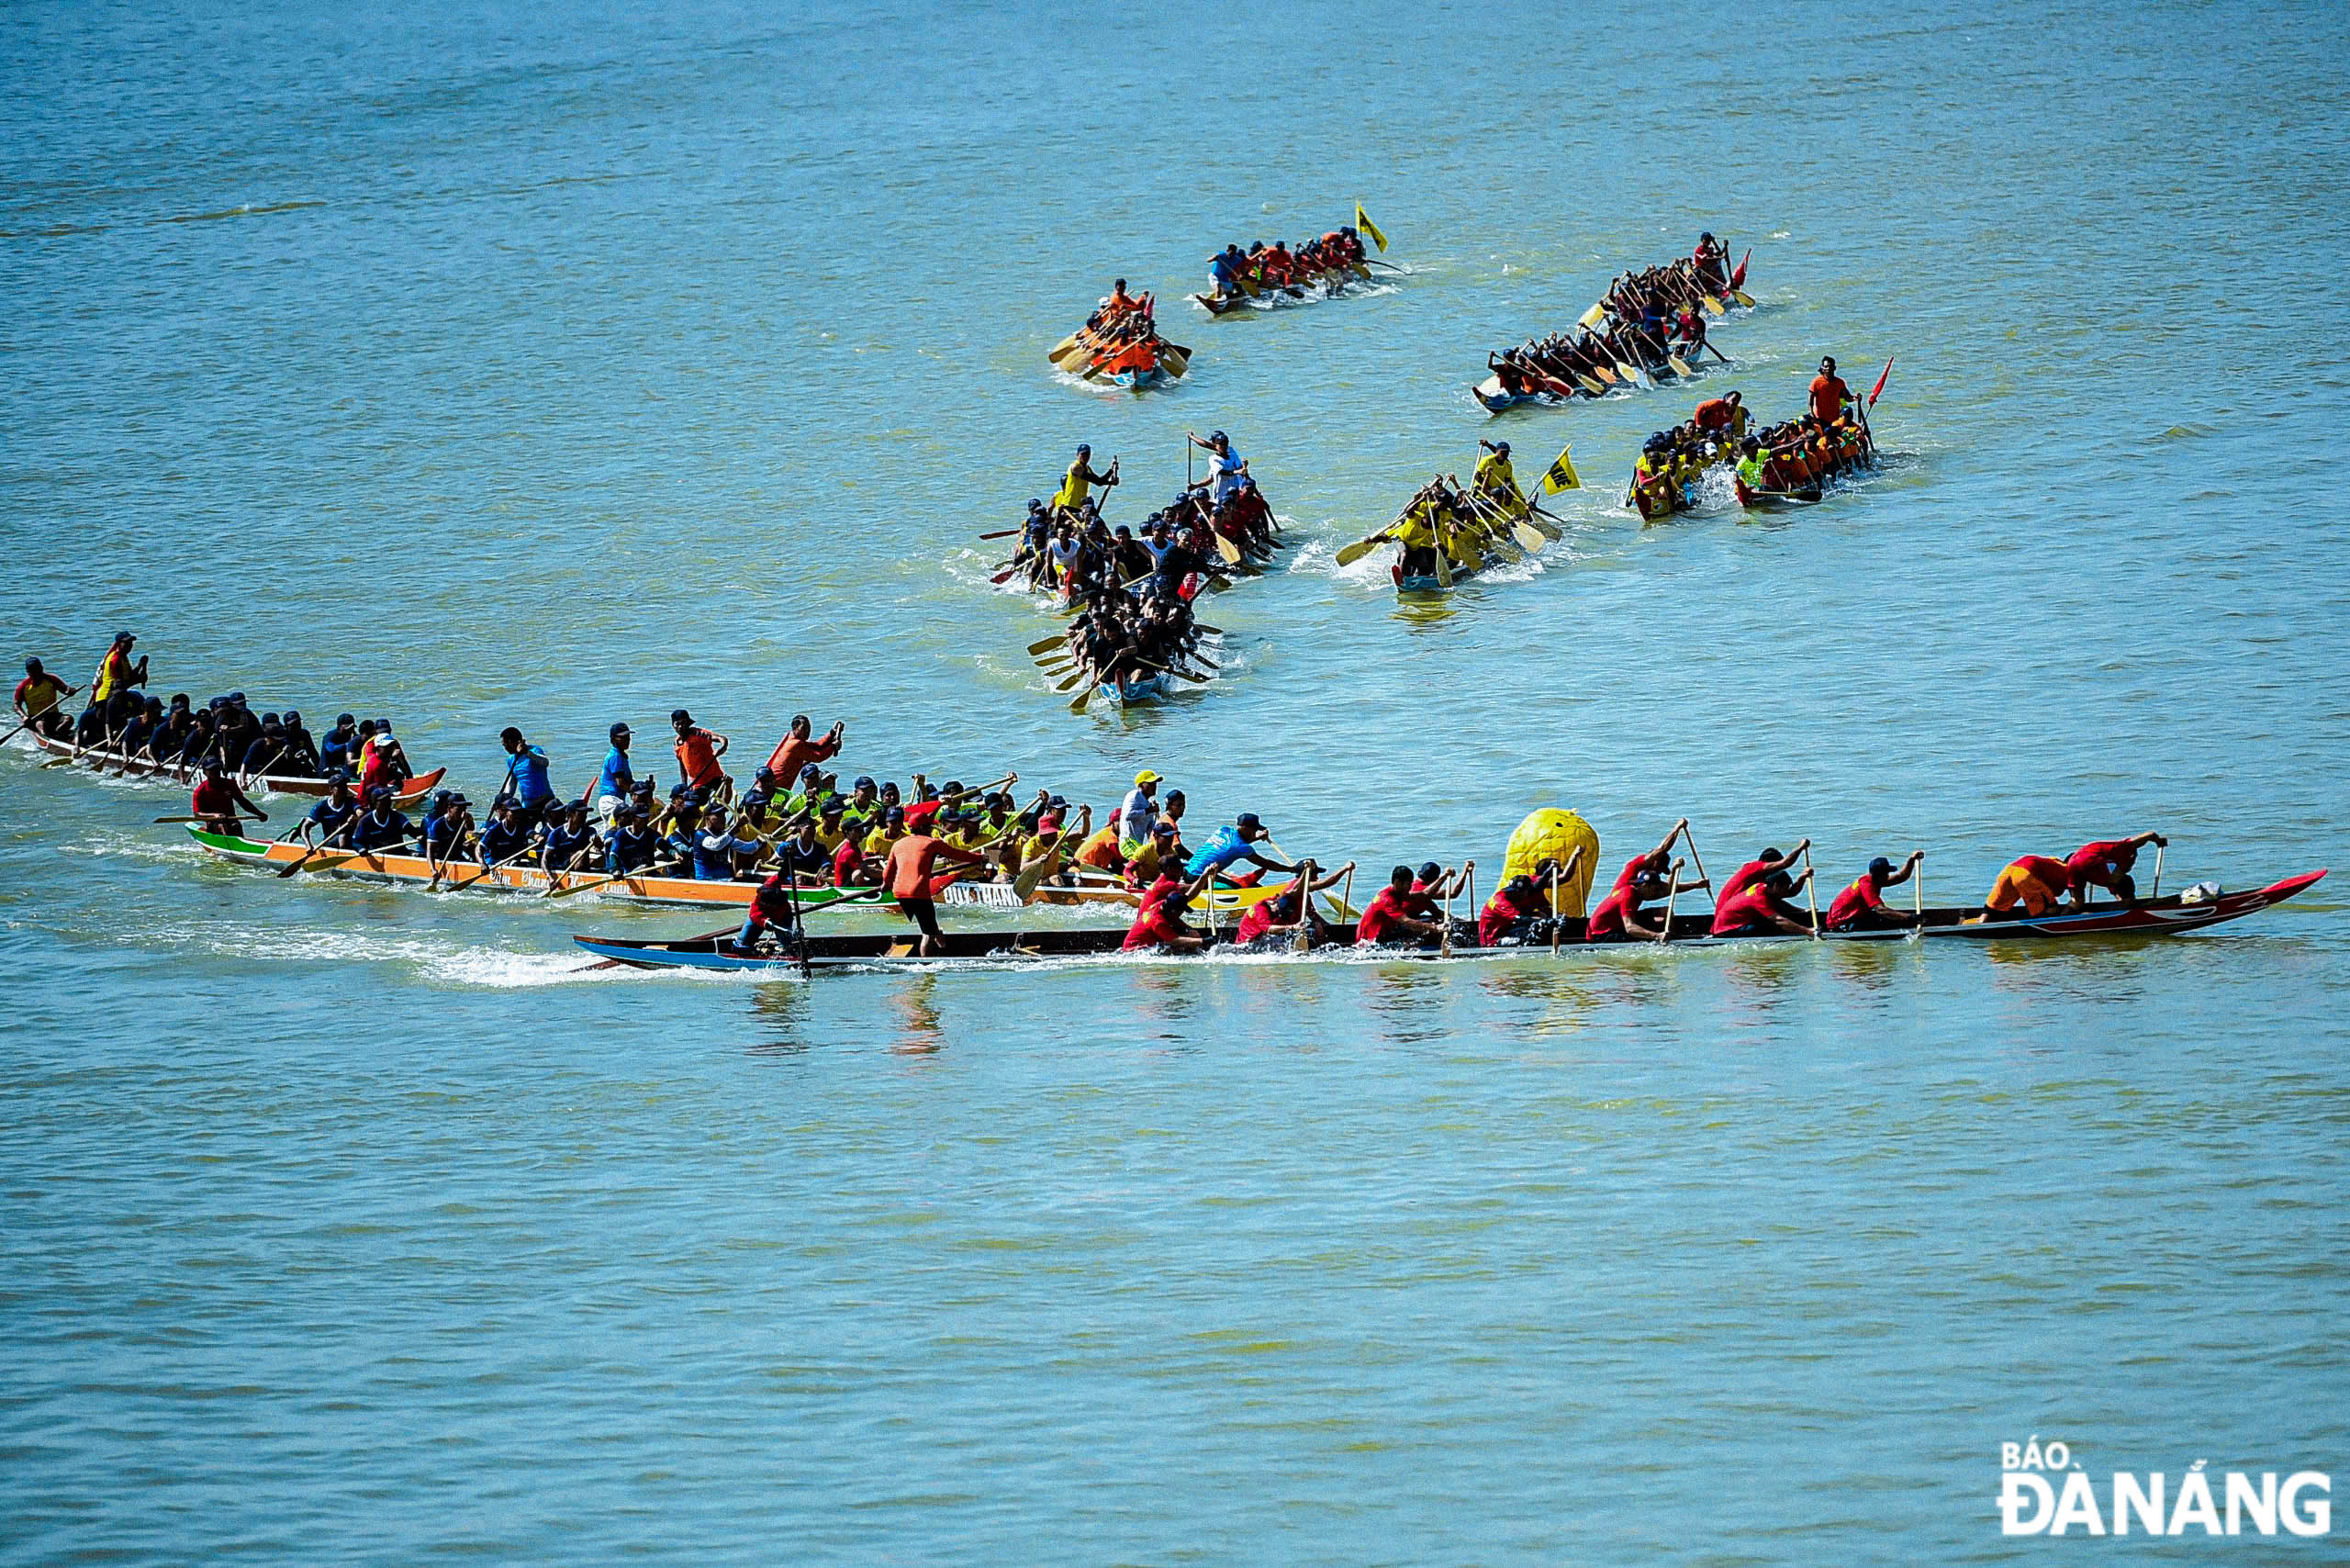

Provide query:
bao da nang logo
left=1999, top=1438, right=2331, bottom=1537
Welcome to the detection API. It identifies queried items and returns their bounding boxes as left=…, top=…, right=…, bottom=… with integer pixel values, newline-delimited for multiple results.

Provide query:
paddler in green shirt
left=1736, top=437, right=1767, bottom=493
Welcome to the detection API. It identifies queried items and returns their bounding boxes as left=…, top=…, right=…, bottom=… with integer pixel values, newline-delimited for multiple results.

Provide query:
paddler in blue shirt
left=300, top=775, right=362, bottom=848
left=540, top=800, right=601, bottom=878
left=594, top=722, right=634, bottom=823
left=1184, top=812, right=1298, bottom=884
left=496, top=726, right=558, bottom=825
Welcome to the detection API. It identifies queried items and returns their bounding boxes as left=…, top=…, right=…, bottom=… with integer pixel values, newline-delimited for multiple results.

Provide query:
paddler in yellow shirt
left=1471, top=441, right=1528, bottom=518
left=1053, top=444, right=1119, bottom=515
left=90, top=631, right=148, bottom=708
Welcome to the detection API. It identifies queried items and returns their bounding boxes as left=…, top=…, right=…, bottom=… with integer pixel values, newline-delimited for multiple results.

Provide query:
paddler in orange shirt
left=880, top=829, right=990, bottom=957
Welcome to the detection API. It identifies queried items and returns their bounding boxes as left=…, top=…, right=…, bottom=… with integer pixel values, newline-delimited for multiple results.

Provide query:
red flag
left=1729, top=248, right=1750, bottom=290
left=1867, top=357, right=1895, bottom=409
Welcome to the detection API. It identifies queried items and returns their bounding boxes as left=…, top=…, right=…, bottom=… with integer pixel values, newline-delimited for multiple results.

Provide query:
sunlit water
left=4, top=0, right=2346, bottom=1561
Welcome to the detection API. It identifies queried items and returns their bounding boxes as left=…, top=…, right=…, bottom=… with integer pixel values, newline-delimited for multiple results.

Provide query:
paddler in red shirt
left=1808, top=357, right=1852, bottom=427
left=1478, top=869, right=1562, bottom=947
left=1587, top=823, right=1706, bottom=941
left=1825, top=853, right=1925, bottom=933
left=2065, top=832, right=2166, bottom=904
left=1709, top=841, right=1816, bottom=936
left=1231, top=859, right=1353, bottom=949
left=1122, top=866, right=1217, bottom=954
left=1355, top=866, right=1448, bottom=947
left=191, top=758, right=268, bottom=837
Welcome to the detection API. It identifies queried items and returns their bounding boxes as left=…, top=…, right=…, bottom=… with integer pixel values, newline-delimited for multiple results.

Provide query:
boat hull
left=185, top=827, right=1281, bottom=913
left=571, top=870, right=2327, bottom=974
left=1098, top=672, right=1172, bottom=706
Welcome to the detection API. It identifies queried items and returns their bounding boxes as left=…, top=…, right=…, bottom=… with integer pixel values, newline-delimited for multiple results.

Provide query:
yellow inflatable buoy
left=1502, top=809, right=1601, bottom=917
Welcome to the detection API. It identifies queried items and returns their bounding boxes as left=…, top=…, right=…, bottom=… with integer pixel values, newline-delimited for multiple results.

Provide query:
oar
left=1656, top=860, right=1684, bottom=945
left=286, top=838, right=419, bottom=879
left=1801, top=845, right=1821, bottom=938
left=1460, top=486, right=1546, bottom=553
left=444, top=843, right=543, bottom=894
left=979, top=527, right=1022, bottom=541
left=151, top=815, right=208, bottom=823
left=1029, top=632, right=1069, bottom=655
left=543, top=861, right=655, bottom=901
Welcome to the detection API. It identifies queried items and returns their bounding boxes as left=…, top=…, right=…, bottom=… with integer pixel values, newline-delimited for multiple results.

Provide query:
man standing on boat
left=1053, top=445, right=1118, bottom=516
left=1694, top=232, right=1729, bottom=291
left=12, top=658, right=76, bottom=739
left=880, top=827, right=991, bottom=958
left=1809, top=357, right=1852, bottom=428
left=496, top=726, right=559, bottom=826
left=88, top=632, right=147, bottom=715
left=2065, top=832, right=2167, bottom=905
left=1825, top=854, right=1925, bottom=933
left=1188, top=431, right=1247, bottom=506
left=670, top=709, right=730, bottom=801
left=762, top=713, right=844, bottom=790
left=594, top=722, right=635, bottom=823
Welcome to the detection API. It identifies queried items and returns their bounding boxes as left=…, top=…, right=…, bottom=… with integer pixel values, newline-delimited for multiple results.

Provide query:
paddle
left=1028, top=633, right=1069, bottom=656
left=151, top=815, right=207, bottom=823
left=1801, top=845, right=1822, bottom=938
left=544, top=860, right=656, bottom=901
left=290, top=838, right=420, bottom=879
left=444, top=843, right=543, bottom=894
left=1460, top=485, right=1546, bottom=554
left=1656, top=860, right=1684, bottom=945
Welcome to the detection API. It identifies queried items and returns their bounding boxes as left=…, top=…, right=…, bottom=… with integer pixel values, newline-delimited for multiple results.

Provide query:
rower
left=190, top=759, right=267, bottom=836
left=360, top=721, right=412, bottom=800
left=2065, top=832, right=2167, bottom=905
left=1824, top=854, right=1925, bottom=932
left=1976, top=853, right=2075, bottom=921
left=1355, top=866, right=1447, bottom=947
left=1208, top=244, right=1246, bottom=300
left=1106, top=277, right=1142, bottom=315
left=1184, top=812, right=1296, bottom=887
left=541, top=800, right=601, bottom=879
left=605, top=802, right=659, bottom=876
left=239, top=715, right=290, bottom=779
left=1809, top=356, right=1852, bottom=427
left=1709, top=842, right=1816, bottom=936
left=595, top=722, right=635, bottom=823
left=420, top=790, right=476, bottom=867
left=14, top=658, right=78, bottom=739
left=1471, top=441, right=1525, bottom=514
left=1121, top=864, right=1218, bottom=953
left=1478, top=873, right=1555, bottom=946
left=213, top=693, right=259, bottom=764
left=1122, top=819, right=1184, bottom=890
left=477, top=799, right=534, bottom=868
left=495, top=726, right=558, bottom=825
left=689, top=805, right=762, bottom=880
left=276, top=711, right=320, bottom=775
left=301, top=774, right=362, bottom=848
left=350, top=786, right=413, bottom=853
left=879, top=824, right=991, bottom=957
left=670, top=709, right=730, bottom=800
left=1233, top=860, right=1355, bottom=948
left=319, top=713, right=360, bottom=776
left=1053, top=444, right=1118, bottom=514
left=762, top=713, right=843, bottom=786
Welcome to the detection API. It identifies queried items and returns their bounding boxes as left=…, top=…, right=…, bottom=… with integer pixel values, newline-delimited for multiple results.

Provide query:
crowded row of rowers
left=1119, top=822, right=2180, bottom=958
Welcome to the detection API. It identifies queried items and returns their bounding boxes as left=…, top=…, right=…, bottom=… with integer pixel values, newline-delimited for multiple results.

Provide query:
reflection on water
left=889, top=973, right=946, bottom=1055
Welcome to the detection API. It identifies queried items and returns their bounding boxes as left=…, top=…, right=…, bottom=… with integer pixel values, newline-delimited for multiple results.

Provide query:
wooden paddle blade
left=1335, top=536, right=1387, bottom=567
left=1054, top=667, right=1090, bottom=692
left=1590, top=364, right=1617, bottom=385
left=1731, top=289, right=1754, bottom=308
left=1668, top=355, right=1694, bottom=378
left=1525, top=513, right=1562, bottom=541
left=1578, top=302, right=1606, bottom=330
left=1703, top=296, right=1727, bottom=316
left=1514, top=521, right=1545, bottom=551
left=1049, top=333, right=1079, bottom=357
left=1026, top=633, right=1068, bottom=655
left=1434, top=549, right=1453, bottom=588
left=1012, top=858, right=1053, bottom=902
left=1214, top=533, right=1244, bottom=566
left=1068, top=686, right=1091, bottom=714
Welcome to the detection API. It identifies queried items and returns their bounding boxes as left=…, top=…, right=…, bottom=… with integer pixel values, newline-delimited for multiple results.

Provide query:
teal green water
left=5, top=0, right=2347, bottom=1561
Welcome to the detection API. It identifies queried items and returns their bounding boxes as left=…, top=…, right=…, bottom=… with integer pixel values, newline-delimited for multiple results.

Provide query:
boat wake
left=129, top=916, right=636, bottom=987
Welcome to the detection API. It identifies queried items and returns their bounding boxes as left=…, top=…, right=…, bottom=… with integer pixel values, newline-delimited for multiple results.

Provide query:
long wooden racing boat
left=185, top=826, right=1283, bottom=913
left=1097, top=671, right=1173, bottom=707
left=29, top=734, right=444, bottom=805
left=1191, top=259, right=1376, bottom=317
left=572, top=870, right=2325, bottom=974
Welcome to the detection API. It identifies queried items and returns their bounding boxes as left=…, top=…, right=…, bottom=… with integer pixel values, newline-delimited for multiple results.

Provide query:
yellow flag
left=1541, top=443, right=1581, bottom=494
left=1355, top=203, right=1387, bottom=252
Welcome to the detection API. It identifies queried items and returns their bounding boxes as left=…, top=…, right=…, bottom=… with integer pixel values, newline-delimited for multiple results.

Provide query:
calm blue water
left=4, top=0, right=2347, bottom=1561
